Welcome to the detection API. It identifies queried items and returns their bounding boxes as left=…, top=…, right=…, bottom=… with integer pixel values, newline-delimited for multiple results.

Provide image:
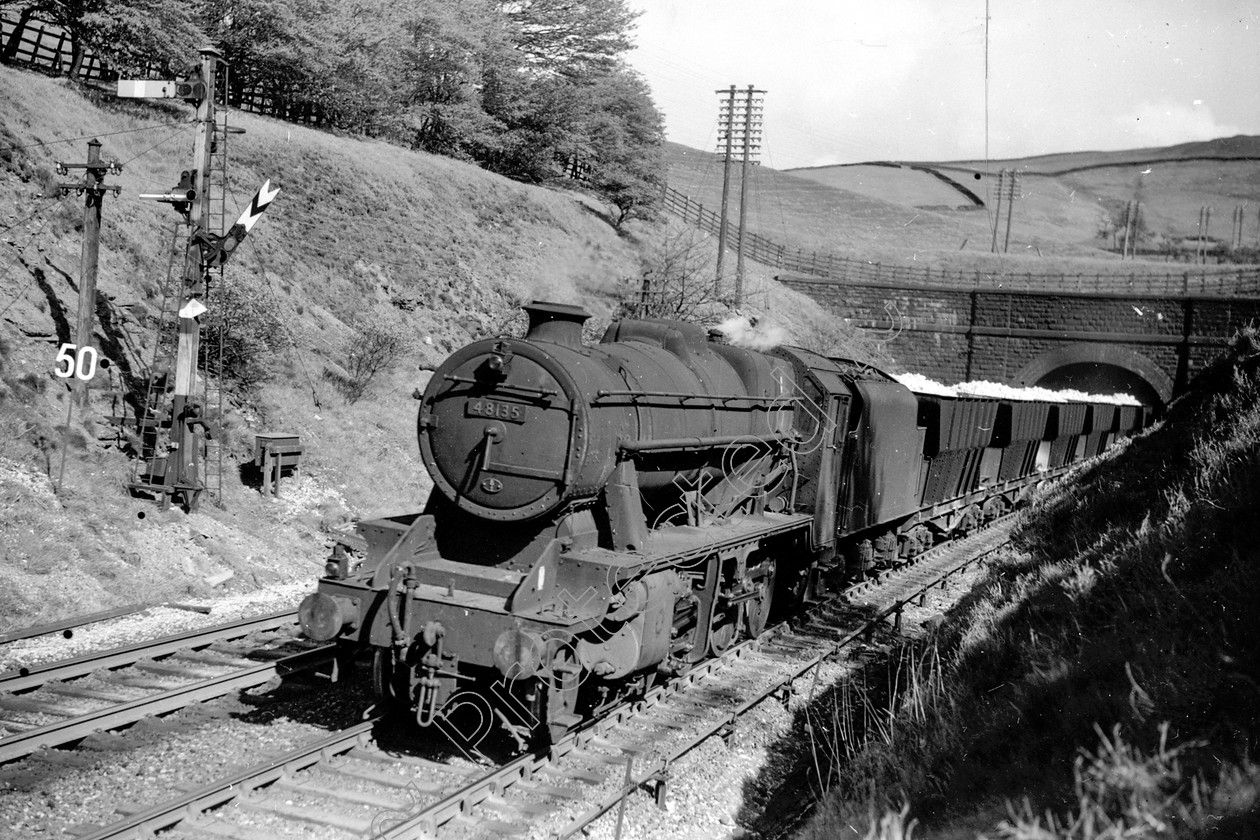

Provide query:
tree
left=202, top=0, right=333, bottom=120
left=576, top=67, right=664, bottom=226
left=398, top=0, right=504, bottom=157
left=621, top=224, right=727, bottom=323
left=498, top=0, right=638, bottom=74
left=83, top=0, right=206, bottom=74
left=0, top=0, right=203, bottom=75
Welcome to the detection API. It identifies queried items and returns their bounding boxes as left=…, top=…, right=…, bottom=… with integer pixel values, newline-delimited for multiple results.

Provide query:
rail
left=0, top=609, right=298, bottom=693
left=0, top=610, right=335, bottom=764
left=0, top=646, right=332, bottom=764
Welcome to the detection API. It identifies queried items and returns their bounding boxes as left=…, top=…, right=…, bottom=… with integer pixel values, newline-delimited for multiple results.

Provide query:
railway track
left=0, top=603, right=151, bottom=646
left=0, top=610, right=333, bottom=764
left=74, top=515, right=1014, bottom=840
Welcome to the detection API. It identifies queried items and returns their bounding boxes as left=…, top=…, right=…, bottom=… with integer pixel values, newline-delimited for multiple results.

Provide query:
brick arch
left=1014, top=344, right=1174, bottom=403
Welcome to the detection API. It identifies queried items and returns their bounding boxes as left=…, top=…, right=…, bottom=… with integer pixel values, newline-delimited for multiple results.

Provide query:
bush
left=334, top=314, right=412, bottom=403
left=199, top=270, right=289, bottom=391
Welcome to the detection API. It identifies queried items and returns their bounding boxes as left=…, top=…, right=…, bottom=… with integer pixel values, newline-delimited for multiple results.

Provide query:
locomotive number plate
left=466, top=399, right=526, bottom=423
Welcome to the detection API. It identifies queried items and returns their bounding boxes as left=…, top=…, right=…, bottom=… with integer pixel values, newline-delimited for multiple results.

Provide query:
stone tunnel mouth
left=1030, top=362, right=1163, bottom=408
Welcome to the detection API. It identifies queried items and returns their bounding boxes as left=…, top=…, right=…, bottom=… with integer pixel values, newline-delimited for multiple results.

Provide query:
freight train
left=298, top=301, right=1145, bottom=746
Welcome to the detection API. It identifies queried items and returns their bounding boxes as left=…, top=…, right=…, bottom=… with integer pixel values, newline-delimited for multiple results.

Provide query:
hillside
left=764, top=136, right=1260, bottom=263
left=0, top=66, right=868, bottom=629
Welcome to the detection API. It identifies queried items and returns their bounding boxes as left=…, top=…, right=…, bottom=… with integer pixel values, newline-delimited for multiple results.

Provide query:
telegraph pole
left=1121, top=200, right=1137, bottom=259
left=989, top=170, right=1004, bottom=253
left=716, top=86, right=735, bottom=289
left=714, top=85, right=764, bottom=303
left=1002, top=169, right=1018, bottom=253
left=736, top=85, right=763, bottom=303
left=56, top=139, right=120, bottom=404
left=1197, top=205, right=1211, bottom=263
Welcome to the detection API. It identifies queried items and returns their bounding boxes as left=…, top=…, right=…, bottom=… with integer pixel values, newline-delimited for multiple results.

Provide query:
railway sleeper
left=40, top=682, right=134, bottom=703
left=130, top=660, right=227, bottom=680
left=588, top=734, right=649, bottom=756
left=321, top=759, right=447, bottom=792
left=0, top=693, right=81, bottom=716
left=272, top=775, right=405, bottom=811
left=479, top=791, right=556, bottom=818
left=171, top=820, right=273, bottom=840
left=513, top=779, right=584, bottom=801
left=454, top=811, right=526, bottom=835
left=237, top=795, right=373, bottom=834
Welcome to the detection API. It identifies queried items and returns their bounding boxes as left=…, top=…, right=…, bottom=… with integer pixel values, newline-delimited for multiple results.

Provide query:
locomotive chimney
left=522, top=301, right=590, bottom=348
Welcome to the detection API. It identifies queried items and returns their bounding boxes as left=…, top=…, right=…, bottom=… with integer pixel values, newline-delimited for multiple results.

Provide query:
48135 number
left=466, top=399, right=525, bottom=423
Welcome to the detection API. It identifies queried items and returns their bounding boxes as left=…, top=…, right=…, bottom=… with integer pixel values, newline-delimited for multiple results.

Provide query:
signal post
left=118, top=47, right=277, bottom=510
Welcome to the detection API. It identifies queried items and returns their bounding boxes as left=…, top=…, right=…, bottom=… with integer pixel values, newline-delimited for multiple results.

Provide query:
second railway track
left=0, top=610, right=334, bottom=764
left=74, top=515, right=1015, bottom=840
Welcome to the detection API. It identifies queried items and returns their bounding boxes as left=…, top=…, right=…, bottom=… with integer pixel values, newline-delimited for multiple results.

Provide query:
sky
left=625, top=1, right=1260, bottom=170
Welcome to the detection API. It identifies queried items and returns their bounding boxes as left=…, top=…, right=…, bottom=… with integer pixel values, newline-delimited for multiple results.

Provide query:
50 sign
left=54, top=343, right=102, bottom=382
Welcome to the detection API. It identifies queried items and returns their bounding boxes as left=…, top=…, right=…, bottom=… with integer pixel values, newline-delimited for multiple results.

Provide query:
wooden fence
left=0, top=13, right=111, bottom=81
left=0, top=13, right=324, bottom=124
left=662, top=187, right=1260, bottom=298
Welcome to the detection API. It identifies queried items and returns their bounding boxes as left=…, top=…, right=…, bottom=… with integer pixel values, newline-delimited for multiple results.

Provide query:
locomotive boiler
left=298, top=301, right=1146, bottom=746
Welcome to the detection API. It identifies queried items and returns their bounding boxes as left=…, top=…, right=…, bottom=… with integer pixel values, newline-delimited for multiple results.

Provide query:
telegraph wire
left=0, top=192, right=67, bottom=236
left=0, top=119, right=194, bottom=157
left=117, top=121, right=194, bottom=169
left=0, top=194, right=73, bottom=321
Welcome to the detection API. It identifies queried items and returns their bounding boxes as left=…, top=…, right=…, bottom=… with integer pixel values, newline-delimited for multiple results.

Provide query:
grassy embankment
left=787, top=330, right=1260, bottom=838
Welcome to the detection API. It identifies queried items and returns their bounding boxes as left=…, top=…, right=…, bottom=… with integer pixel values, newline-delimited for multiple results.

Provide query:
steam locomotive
left=298, top=301, right=1144, bottom=745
